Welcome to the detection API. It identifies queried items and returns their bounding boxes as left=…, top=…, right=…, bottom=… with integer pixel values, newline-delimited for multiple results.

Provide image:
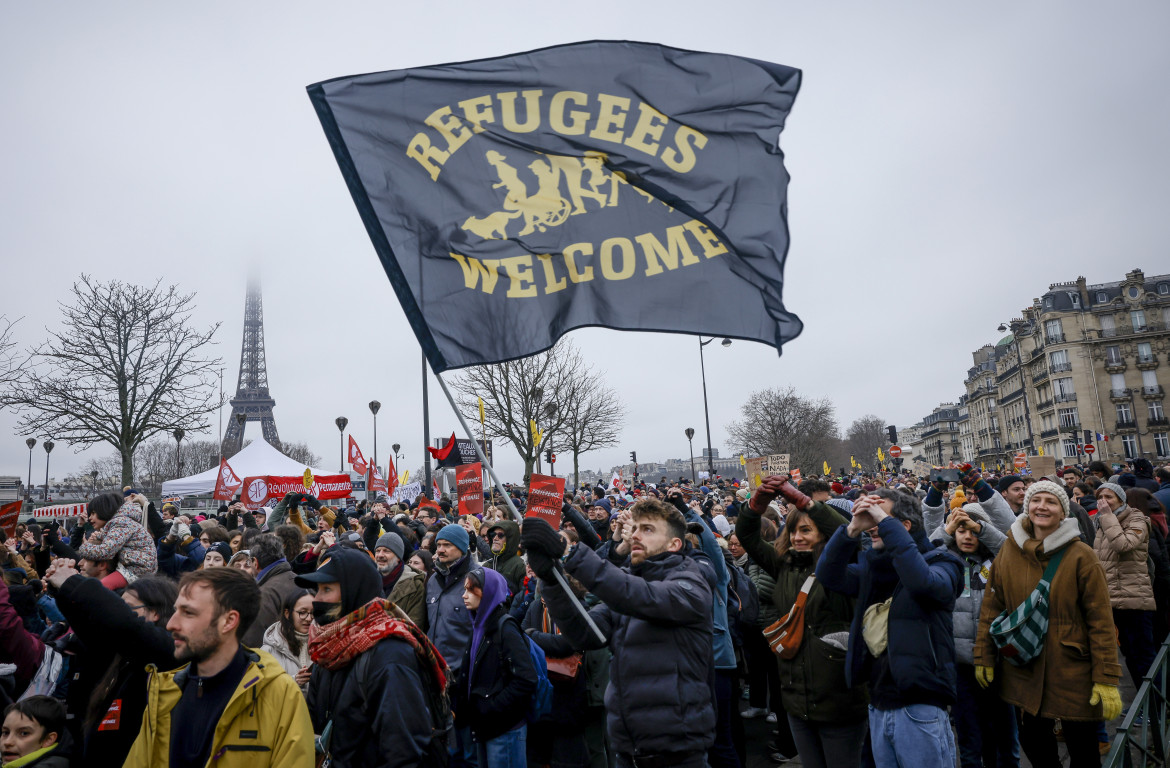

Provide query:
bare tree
left=449, top=340, right=579, bottom=481
left=557, top=369, right=625, bottom=490
left=280, top=441, right=322, bottom=468
left=844, top=414, right=890, bottom=473
left=6, top=276, right=223, bottom=485
left=0, top=315, right=20, bottom=394
left=726, top=386, right=841, bottom=475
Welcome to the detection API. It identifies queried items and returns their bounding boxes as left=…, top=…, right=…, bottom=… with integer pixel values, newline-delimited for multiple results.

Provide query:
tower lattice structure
left=221, top=281, right=281, bottom=456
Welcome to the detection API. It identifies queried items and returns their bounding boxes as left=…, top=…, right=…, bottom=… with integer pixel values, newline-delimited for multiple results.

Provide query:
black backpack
left=727, top=562, right=760, bottom=628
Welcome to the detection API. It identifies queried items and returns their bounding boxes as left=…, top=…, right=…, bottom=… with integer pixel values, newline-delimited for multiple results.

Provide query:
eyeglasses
left=293, top=609, right=313, bottom=619
left=125, top=602, right=147, bottom=613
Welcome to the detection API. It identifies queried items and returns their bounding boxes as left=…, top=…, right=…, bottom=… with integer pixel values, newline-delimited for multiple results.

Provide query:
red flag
left=456, top=463, right=483, bottom=517
left=386, top=456, right=398, bottom=495
left=370, top=464, right=388, bottom=494
left=348, top=435, right=368, bottom=475
left=427, top=432, right=457, bottom=463
left=527, top=474, right=566, bottom=527
left=212, top=458, right=243, bottom=501
left=0, top=501, right=22, bottom=538
left=433, top=478, right=442, bottom=500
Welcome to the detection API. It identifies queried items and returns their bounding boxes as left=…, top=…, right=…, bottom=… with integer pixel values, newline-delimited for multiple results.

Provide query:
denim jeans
left=450, top=723, right=478, bottom=768
left=477, top=724, right=527, bottom=768
left=953, top=664, right=1019, bottom=768
left=869, top=704, right=956, bottom=767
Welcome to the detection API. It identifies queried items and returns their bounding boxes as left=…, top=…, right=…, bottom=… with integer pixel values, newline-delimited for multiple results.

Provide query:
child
left=1, top=696, right=68, bottom=767
left=77, top=493, right=157, bottom=590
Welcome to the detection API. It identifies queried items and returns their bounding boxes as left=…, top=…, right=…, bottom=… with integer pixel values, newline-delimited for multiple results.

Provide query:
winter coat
left=540, top=542, right=716, bottom=758
left=155, top=537, right=206, bottom=579
left=684, top=508, right=735, bottom=670
left=78, top=502, right=157, bottom=582
left=455, top=604, right=538, bottom=742
left=0, top=579, right=45, bottom=696
left=745, top=558, right=780, bottom=627
left=924, top=486, right=1015, bottom=537
left=261, top=621, right=310, bottom=688
left=975, top=514, right=1121, bottom=721
left=736, top=502, right=867, bottom=723
left=1153, top=481, right=1170, bottom=520
left=52, top=574, right=178, bottom=768
left=930, top=505, right=1006, bottom=666
left=1093, top=504, right=1156, bottom=611
left=426, top=554, right=479, bottom=676
left=1132, top=459, right=1160, bottom=493
left=123, top=647, right=314, bottom=768
left=242, top=560, right=303, bottom=647
left=482, top=520, right=526, bottom=595
left=523, top=597, right=590, bottom=725
left=817, top=518, right=963, bottom=709
left=307, top=633, right=446, bottom=768
left=388, top=564, right=428, bottom=629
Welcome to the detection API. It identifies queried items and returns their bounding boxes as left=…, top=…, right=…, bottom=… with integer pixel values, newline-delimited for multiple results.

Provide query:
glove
left=775, top=480, right=813, bottom=510
left=172, top=522, right=191, bottom=542
left=302, top=494, right=322, bottom=511
left=957, top=464, right=978, bottom=487
left=521, top=518, right=565, bottom=581
left=975, top=665, right=994, bottom=689
left=1090, top=683, right=1122, bottom=720
left=749, top=475, right=789, bottom=514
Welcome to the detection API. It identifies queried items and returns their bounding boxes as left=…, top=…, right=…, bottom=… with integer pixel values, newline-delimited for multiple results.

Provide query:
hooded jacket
left=1093, top=503, right=1156, bottom=611
left=483, top=520, right=526, bottom=595
left=426, top=553, right=479, bottom=676
left=78, top=501, right=157, bottom=582
left=261, top=621, right=310, bottom=688
left=736, top=502, right=867, bottom=723
left=122, top=647, right=314, bottom=768
left=539, top=542, right=716, bottom=758
left=455, top=568, right=538, bottom=741
left=386, top=564, right=427, bottom=629
left=242, top=559, right=302, bottom=648
left=975, top=514, right=1121, bottom=721
left=1132, top=459, right=1160, bottom=493
left=305, top=549, right=448, bottom=768
left=817, top=517, right=963, bottom=710
left=930, top=505, right=1006, bottom=666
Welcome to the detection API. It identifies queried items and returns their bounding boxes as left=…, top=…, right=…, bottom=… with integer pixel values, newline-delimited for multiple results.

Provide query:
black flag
left=308, top=41, right=802, bottom=373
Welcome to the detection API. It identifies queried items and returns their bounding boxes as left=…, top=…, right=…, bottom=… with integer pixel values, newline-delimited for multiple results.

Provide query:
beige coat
left=975, top=514, right=1121, bottom=721
left=1093, top=505, right=1156, bottom=611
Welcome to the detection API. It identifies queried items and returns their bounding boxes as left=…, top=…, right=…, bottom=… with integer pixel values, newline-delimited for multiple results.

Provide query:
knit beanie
left=1023, top=480, right=1070, bottom=518
left=997, top=475, right=1023, bottom=493
left=321, top=509, right=337, bottom=527
left=950, top=489, right=967, bottom=510
left=436, top=523, right=470, bottom=554
left=375, top=531, right=405, bottom=560
left=1097, top=482, right=1127, bottom=506
left=207, top=542, right=233, bottom=562
left=735, top=489, right=749, bottom=501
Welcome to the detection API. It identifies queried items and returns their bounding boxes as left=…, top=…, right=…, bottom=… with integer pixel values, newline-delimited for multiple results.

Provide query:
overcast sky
left=3, top=1, right=1168, bottom=487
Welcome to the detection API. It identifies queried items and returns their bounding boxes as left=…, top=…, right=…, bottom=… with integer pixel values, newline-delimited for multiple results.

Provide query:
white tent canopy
left=161, top=439, right=332, bottom=497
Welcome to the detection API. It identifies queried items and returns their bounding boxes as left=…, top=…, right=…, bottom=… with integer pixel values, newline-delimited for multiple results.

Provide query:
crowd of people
left=1, top=456, right=1169, bottom=768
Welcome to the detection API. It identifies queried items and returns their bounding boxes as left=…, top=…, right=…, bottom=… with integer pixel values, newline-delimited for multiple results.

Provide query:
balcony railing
left=1035, top=398, right=1054, bottom=411
left=1054, top=392, right=1078, bottom=403
left=1111, top=388, right=1132, bottom=400
left=1046, top=333, right=1066, bottom=344
left=1117, top=420, right=1138, bottom=431
left=1138, top=354, right=1157, bottom=364
left=1040, top=428, right=1059, bottom=439
left=1050, top=361, right=1073, bottom=373
left=1149, top=416, right=1170, bottom=427
left=1060, top=421, right=1081, bottom=431
left=1032, top=368, right=1050, bottom=384
left=1144, top=385, right=1166, bottom=398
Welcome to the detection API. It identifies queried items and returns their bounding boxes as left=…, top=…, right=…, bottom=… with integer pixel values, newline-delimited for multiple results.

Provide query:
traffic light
left=630, top=451, right=637, bottom=464
left=544, top=449, right=553, bottom=464
left=887, top=425, right=898, bottom=444
left=549, top=452, right=556, bottom=464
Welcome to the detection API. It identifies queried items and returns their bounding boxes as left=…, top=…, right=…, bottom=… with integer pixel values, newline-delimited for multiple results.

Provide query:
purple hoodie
left=468, top=568, right=509, bottom=671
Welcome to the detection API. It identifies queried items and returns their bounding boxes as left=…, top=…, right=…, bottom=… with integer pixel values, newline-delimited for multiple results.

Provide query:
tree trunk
left=573, top=451, right=580, bottom=492
left=120, top=448, right=134, bottom=489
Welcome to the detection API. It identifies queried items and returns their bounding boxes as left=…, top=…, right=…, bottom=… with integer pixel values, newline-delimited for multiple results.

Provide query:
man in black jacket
left=522, top=497, right=715, bottom=768
left=301, top=548, right=449, bottom=768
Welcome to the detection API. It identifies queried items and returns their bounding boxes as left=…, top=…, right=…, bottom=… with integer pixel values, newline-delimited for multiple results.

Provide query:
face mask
left=313, top=600, right=342, bottom=625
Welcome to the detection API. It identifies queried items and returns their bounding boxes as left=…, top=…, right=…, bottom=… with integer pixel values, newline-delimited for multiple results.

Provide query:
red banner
left=369, top=464, right=388, bottom=494
left=0, top=501, right=22, bottom=538
left=348, top=435, right=368, bottom=475
left=212, top=458, right=243, bottom=501
left=526, top=473, right=565, bottom=527
left=456, top=463, right=483, bottom=517
left=386, top=455, right=398, bottom=495
left=240, top=474, right=353, bottom=509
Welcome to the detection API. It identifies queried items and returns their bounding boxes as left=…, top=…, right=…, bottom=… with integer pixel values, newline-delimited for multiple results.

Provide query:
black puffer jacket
left=454, top=605, right=538, bottom=741
left=53, top=574, right=177, bottom=768
left=540, top=543, right=715, bottom=758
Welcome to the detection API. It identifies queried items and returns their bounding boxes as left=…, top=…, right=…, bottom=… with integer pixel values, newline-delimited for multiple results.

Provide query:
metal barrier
left=1105, top=638, right=1169, bottom=767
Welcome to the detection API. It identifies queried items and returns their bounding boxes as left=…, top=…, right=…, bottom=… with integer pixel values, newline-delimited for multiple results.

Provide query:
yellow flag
left=1038, top=446, right=1045, bottom=456
left=302, top=469, right=314, bottom=490
left=401, top=470, right=409, bottom=484
left=478, top=397, right=485, bottom=425
left=850, top=456, right=857, bottom=468
left=877, top=447, right=885, bottom=463
left=823, top=461, right=830, bottom=476
left=739, top=454, right=746, bottom=466
left=981, top=462, right=986, bottom=473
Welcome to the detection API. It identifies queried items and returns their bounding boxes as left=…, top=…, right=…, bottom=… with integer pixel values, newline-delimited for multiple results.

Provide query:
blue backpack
left=499, top=615, right=553, bottom=722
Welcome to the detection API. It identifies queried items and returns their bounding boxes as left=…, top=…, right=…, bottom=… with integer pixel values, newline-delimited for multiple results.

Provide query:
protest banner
left=744, top=454, right=791, bottom=489
left=240, top=473, right=353, bottom=509
left=1028, top=455, right=1057, bottom=479
left=527, top=473, right=566, bottom=527
left=0, top=501, right=22, bottom=538
left=456, top=462, right=484, bottom=517
left=212, top=458, right=243, bottom=501
left=391, top=481, right=422, bottom=506
left=370, top=464, right=388, bottom=494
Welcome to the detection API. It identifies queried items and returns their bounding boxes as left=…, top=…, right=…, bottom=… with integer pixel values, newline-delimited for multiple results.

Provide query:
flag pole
left=433, top=367, right=606, bottom=644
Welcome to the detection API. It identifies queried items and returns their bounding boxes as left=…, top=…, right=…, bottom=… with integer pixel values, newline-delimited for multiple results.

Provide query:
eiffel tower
left=221, top=281, right=281, bottom=456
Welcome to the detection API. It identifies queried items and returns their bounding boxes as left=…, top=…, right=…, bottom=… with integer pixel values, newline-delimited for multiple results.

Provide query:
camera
left=929, top=468, right=962, bottom=484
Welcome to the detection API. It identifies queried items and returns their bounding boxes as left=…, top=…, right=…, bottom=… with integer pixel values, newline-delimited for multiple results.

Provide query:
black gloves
left=521, top=518, right=565, bottom=581
left=302, top=494, right=322, bottom=511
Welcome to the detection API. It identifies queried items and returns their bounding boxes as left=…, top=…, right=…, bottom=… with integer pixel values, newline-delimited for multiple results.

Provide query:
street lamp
left=335, top=417, right=349, bottom=472
left=43, top=440, right=55, bottom=502
left=685, top=427, right=696, bottom=484
left=90, top=470, right=98, bottom=495
left=173, top=428, right=185, bottom=478
left=369, top=400, right=382, bottom=470
left=699, top=337, right=732, bottom=479
left=25, top=438, right=35, bottom=500
left=392, top=442, right=403, bottom=482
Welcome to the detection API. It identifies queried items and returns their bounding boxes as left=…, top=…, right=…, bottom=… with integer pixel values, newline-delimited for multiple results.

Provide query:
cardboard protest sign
left=0, top=501, right=22, bottom=538
left=744, top=454, right=791, bottom=489
left=526, top=473, right=566, bottom=527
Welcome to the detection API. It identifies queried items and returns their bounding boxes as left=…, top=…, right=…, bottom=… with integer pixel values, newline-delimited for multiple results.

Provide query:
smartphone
left=930, top=468, right=962, bottom=484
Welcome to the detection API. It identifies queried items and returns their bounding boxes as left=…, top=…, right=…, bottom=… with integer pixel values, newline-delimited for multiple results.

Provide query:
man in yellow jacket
left=123, top=568, right=314, bottom=767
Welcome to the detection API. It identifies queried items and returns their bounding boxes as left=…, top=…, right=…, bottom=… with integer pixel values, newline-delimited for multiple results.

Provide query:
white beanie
left=1023, top=480, right=1070, bottom=518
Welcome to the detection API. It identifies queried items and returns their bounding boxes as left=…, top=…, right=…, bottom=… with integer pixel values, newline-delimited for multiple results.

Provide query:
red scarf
left=309, top=598, right=449, bottom=693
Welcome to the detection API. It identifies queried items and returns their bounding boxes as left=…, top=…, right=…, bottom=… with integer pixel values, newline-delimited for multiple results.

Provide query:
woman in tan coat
left=974, top=480, right=1121, bottom=768
left=1093, top=482, right=1158, bottom=698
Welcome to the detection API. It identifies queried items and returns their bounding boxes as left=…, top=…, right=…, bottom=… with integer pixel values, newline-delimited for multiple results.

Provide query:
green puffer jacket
left=735, top=502, right=868, bottom=723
